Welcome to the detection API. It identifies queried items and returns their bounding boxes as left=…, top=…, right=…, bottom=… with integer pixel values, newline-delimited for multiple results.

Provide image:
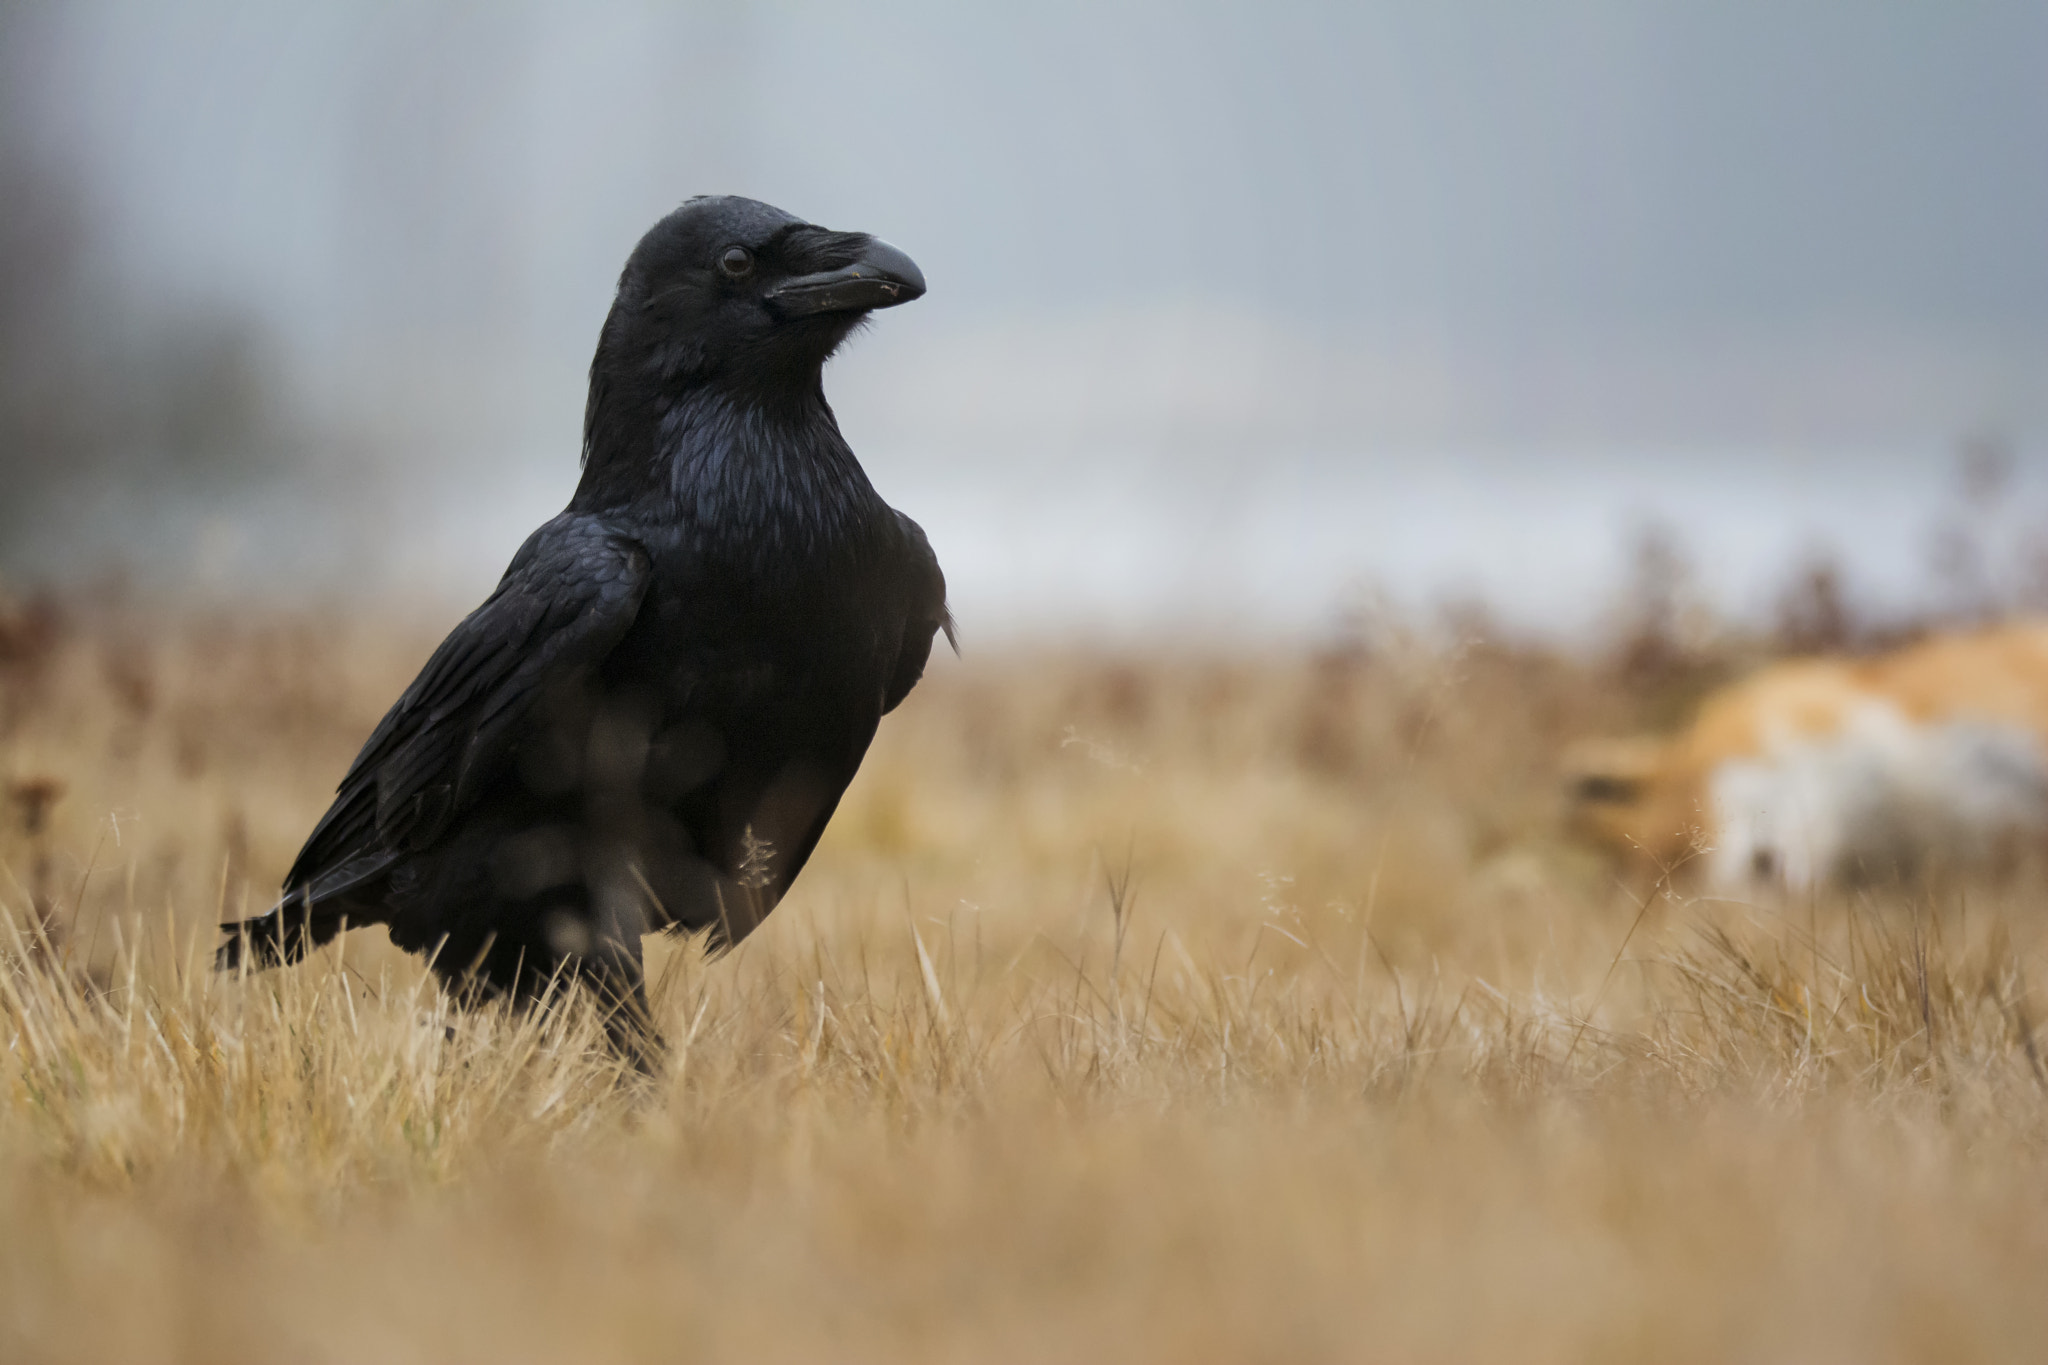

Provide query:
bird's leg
left=582, top=862, right=663, bottom=1074
left=575, top=694, right=667, bottom=1073
left=581, top=942, right=662, bottom=1076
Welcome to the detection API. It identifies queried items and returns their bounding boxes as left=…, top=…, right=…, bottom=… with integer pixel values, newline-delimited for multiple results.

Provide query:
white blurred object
left=1706, top=704, right=2048, bottom=891
left=1568, top=623, right=2048, bottom=891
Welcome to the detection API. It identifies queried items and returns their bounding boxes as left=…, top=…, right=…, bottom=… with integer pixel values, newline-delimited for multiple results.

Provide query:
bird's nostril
left=1752, top=848, right=1778, bottom=881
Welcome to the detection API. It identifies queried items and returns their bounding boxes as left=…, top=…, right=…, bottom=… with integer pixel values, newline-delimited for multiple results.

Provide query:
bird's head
left=598, top=196, right=925, bottom=398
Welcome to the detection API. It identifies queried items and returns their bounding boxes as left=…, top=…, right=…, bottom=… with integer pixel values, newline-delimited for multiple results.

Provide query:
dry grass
left=3, top=600, right=2048, bottom=1363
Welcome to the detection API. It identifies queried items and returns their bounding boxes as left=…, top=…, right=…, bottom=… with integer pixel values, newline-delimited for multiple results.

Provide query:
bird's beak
left=768, top=237, right=926, bottom=316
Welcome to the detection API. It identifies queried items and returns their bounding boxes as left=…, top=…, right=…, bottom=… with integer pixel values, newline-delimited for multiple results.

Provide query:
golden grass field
left=3, top=596, right=2048, bottom=1363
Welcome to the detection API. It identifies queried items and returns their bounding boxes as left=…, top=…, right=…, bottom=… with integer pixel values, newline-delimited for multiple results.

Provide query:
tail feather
left=215, top=897, right=348, bottom=972
left=217, top=853, right=395, bottom=972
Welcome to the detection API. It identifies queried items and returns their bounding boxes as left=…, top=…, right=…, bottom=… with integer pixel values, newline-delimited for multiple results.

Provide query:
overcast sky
left=11, top=1, right=2048, bottom=634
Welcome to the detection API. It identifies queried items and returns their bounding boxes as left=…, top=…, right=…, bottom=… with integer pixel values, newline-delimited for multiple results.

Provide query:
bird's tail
left=215, top=895, right=349, bottom=972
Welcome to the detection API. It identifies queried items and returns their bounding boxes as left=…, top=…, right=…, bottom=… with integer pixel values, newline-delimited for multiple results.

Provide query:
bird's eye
left=719, top=246, right=754, bottom=278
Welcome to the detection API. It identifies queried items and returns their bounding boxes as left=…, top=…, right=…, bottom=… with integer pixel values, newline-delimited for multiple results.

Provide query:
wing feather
left=882, top=510, right=951, bottom=715
left=284, top=514, right=651, bottom=891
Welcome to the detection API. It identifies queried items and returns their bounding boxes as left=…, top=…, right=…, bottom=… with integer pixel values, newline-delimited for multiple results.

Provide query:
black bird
left=219, top=197, right=949, bottom=1054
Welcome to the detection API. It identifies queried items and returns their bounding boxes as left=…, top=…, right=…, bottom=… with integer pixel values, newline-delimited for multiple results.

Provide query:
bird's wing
left=285, top=514, right=652, bottom=891
left=881, top=510, right=952, bottom=715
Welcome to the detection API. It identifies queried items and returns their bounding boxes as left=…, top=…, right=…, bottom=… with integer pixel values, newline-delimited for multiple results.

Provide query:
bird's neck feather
left=571, top=374, right=879, bottom=554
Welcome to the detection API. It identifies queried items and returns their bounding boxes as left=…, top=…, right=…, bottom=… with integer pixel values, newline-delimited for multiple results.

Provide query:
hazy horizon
left=5, top=2, right=2045, bottom=637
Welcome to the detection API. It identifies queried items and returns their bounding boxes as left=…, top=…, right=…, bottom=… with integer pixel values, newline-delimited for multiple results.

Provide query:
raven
left=218, top=197, right=949, bottom=1056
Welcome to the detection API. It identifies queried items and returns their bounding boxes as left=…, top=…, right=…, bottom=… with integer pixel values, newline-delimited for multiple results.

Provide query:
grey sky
left=11, top=2, right=2048, bottom=630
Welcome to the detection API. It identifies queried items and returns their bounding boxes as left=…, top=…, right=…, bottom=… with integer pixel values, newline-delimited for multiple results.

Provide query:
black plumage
left=218, top=197, right=949, bottom=1052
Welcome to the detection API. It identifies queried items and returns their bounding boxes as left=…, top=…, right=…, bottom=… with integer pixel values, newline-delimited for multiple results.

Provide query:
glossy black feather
left=218, top=198, right=946, bottom=1047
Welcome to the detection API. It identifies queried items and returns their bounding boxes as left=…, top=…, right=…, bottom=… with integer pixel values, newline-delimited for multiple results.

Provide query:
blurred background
left=2, top=0, right=2045, bottom=642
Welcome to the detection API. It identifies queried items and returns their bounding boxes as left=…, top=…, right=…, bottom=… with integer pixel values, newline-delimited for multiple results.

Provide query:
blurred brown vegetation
left=2, top=586, right=2047, bottom=1362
